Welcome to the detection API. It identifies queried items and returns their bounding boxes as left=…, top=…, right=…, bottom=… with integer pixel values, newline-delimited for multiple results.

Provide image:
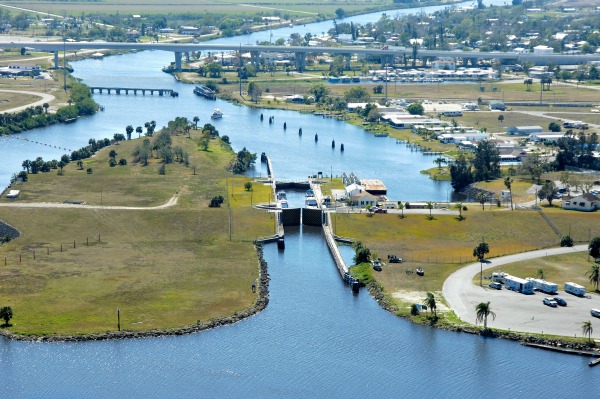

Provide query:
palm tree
left=433, top=157, right=447, bottom=170
left=423, top=292, right=437, bottom=317
left=43, top=102, right=49, bottom=113
left=136, top=126, right=143, bottom=138
left=454, top=202, right=464, bottom=220
left=126, top=125, right=134, bottom=140
left=426, top=201, right=434, bottom=220
left=586, top=264, right=600, bottom=292
left=536, top=268, right=545, bottom=280
left=476, top=192, right=487, bottom=210
left=473, top=241, right=490, bottom=286
left=475, top=301, right=496, bottom=331
left=581, top=320, right=593, bottom=342
left=193, top=116, right=200, bottom=129
left=0, top=306, right=13, bottom=326
left=504, top=176, right=513, bottom=210
left=497, top=114, right=504, bottom=123
left=22, top=159, right=31, bottom=173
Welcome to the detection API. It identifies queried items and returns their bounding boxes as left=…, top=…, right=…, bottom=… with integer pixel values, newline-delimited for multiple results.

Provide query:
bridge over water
left=3, top=42, right=600, bottom=71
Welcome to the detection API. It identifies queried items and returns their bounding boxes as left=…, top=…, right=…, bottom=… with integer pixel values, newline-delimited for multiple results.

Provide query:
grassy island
left=0, top=125, right=272, bottom=337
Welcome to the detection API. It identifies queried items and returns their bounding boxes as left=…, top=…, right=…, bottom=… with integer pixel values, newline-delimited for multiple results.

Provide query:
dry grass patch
left=0, top=131, right=272, bottom=336
left=541, top=207, right=600, bottom=243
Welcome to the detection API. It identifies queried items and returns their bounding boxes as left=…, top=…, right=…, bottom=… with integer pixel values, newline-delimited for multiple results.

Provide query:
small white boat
left=305, top=196, right=318, bottom=207
left=277, top=199, right=289, bottom=209
left=276, top=190, right=287, bottom=201
left=211, top=108, right=223, bottom=119
left=305, top=189, right=314, bottom=197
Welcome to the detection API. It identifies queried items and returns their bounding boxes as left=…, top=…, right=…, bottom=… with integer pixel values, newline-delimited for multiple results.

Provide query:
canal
left=1, top=1, right=596, bottom=397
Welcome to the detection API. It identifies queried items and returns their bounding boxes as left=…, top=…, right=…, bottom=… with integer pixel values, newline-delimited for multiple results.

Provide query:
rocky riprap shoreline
left=366, top=281, right=599, bottom=354
left=0, top=245, right=270, bottom=342
left=0, top=220, right=20, bottom=241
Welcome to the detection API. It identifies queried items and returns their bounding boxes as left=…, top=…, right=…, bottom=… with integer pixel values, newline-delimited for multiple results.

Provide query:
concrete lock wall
left=302, top=208, right=323, bottom=226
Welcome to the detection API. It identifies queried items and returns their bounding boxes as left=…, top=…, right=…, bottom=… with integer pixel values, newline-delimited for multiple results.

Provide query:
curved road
left=0, top=89, right=55, bottom=114
left=443, top=244, right=600, bottom=338
left=0, top=194, right=179, bottom=210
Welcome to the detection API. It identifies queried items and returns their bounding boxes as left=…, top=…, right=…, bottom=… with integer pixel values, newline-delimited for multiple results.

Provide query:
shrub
left=118, top=158, right=127, bottom=166
left=560, top=235, right=574, bottom=247
left=410, top=304, right=420, bottom=316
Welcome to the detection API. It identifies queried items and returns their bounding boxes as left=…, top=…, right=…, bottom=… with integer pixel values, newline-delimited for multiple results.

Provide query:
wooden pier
left=89, top=87, right=179, bottom=97
left=522, top=342, right=600, bottom=360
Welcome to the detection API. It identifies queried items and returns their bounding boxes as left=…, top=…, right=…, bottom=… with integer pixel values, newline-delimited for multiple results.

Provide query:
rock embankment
left=0, top=245, right=270, bottom=342
left=0, top=220, right=20, bottom=241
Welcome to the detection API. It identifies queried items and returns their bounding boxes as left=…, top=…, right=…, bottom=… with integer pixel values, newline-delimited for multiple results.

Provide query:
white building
left=506, top=126, right=543, bottom=135
left=562, top=193, right=599, bottom=212
left=431, top=57, right=455, bottom=70
left=533, top=45, right=554, bottom=54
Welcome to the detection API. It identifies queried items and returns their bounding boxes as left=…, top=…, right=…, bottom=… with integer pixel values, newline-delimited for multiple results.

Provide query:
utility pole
left=117, top=307, right=121, bottom=331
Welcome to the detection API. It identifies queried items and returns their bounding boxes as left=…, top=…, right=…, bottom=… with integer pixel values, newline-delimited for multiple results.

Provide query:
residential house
left=345, top=183, right=364, bottom=198
left=506, top=125, right=543, bottom=135
left=562, top=193, right=599, bottom=212
left=350, top=191, right=378, bottom=208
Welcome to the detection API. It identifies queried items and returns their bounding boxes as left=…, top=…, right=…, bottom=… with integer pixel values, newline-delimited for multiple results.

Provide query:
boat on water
left=277, top=199, right=289, bottom=209
left=305, top=189, right=314, bottom=197
left=305, top=196, right=318, bottom=207
left=276, top=190, right=287, bottom=201
left=193, top=84, right=216, bottom=100
left=211, top=108, right=223, bottom=119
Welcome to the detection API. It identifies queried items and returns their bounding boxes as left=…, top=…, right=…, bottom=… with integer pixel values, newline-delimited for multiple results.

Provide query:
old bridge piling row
left=89, top=87, right=179, bottom=97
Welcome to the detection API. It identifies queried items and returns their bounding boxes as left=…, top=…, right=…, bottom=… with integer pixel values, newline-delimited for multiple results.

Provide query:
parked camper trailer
left=504, top=275, right=534, bottom=294
left=491, top=272, right=506, bottom=283
left=564, top=282, right=586, bottom=297
left=526, top=278, right=558, bottom=295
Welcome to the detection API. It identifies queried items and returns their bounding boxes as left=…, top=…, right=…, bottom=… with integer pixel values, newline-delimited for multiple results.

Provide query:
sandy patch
left=391, top=290, right=449, bottom=312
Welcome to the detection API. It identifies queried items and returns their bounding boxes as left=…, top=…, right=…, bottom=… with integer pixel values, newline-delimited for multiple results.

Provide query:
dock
left=522, top=342, right=600, bottom=358
left=89, top=87, right=178, bottom=97
left=265, top=155, right=284, bottom=247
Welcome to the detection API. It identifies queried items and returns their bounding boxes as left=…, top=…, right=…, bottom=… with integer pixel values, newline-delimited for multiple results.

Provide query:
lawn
left=0, top=129, right=272, bottom=336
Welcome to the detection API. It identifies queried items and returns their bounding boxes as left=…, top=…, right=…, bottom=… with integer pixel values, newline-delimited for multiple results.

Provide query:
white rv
left=564, top=282, right=586, bottom=297
left=504, top=275, right=534, bottom=294
left=526, top=278, right=558, bottom=295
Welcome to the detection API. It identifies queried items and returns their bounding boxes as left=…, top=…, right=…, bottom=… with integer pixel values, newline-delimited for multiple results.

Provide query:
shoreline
left=0, top=244, right=270, bottom=342
left=366, top=280, right=600, bottom=355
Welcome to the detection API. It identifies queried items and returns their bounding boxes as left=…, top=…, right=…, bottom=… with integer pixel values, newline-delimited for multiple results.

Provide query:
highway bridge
left=2, top=41, right=600, bottom=70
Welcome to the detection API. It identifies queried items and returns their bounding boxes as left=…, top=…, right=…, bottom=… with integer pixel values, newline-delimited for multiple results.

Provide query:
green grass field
left=0, top=129, right=272, bottom=336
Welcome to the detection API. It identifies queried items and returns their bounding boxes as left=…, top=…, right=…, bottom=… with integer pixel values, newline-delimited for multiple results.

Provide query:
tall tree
left=581, top=320, right=593, bottom=342
left=475, top=301, right=496, bottom=331
left=537, top=181, right=559, bottom=206
left=473, top=241, right=490, bottom=286
left=504, top=176, right=513, bottom=210
left=434, top=157, right=447, bottom=170
left=450, top=152, right=473, bottom=191
left=125, top=125, right=134, bottom=140
left=586, top=264, right=600, bottom=292
left=589, top=237, right=600, bottom=259
left=423, top=292, right=437, bottom=317
left=472, top=140, right=500, bottom=182
left=0, top=306, right=13, bottom=326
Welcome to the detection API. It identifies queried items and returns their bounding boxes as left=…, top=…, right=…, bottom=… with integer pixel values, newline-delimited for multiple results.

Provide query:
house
left=179, top=26, right=199, bottom=35
left=345, top=183, right=364, bottom=197
left=533, top=45, right=554, bottom=54
left=488, top=100, right=505, bottom=111
left=350, top=191, right=378, bottom=208
left=506, top=126, right=543, bottom=135
left=562, top=193, right=599, bottom=212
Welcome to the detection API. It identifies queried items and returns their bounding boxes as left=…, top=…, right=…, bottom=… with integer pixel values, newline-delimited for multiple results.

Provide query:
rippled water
left=1, top=1, right=597, bottom=397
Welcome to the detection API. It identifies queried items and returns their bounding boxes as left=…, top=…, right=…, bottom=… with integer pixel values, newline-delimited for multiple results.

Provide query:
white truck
left=526, top=278, right=558, bottom=295
left=564, top=282, right=586, bottom=297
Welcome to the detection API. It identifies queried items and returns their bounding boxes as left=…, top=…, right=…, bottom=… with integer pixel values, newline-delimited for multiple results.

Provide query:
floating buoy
left=260, top=113, right=264, bottom=121
left=299, top=128, right=302, bottom=136
left=331, top=140, right=335, bottom=148
left=269, top=117, right=273, bottom=125
left=283, top=122, right=287, bottom=130
left=315, top=133, right=318, bottom=142
left=341, top=143, right=345, bottom=152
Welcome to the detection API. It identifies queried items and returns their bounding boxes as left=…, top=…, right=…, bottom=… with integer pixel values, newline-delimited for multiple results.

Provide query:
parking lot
left=443, top=245, right=600, bottom=339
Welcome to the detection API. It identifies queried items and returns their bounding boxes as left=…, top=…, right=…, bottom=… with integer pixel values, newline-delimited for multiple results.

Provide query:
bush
left=410, top=304, right=420, bottom=316
left=159, top=164, right=166, bottom=175
left=118, top=158, right=127, bottom=166
left=108, top=158, right=117, bottom=167
left=209, top=195, right=225, bottom=208
left=560, top=235, right=574, bottom=247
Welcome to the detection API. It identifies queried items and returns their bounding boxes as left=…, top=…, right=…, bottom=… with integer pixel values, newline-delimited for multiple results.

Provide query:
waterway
left=2, top=1, right=597, bottom=397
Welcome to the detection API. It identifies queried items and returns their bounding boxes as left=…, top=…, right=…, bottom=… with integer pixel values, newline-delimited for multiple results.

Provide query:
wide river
left=1, top=1, right=597, bottom=397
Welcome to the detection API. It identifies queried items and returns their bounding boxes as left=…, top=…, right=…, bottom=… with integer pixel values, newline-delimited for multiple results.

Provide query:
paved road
left=0, top=194, right=179, bottom=209
left=0, top=89, right=55, bottom=114
left=443, top=244, right=600, bottom=338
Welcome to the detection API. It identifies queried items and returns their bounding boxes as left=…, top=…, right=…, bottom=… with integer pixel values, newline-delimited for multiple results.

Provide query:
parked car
left=373, top=207, right=387, bottom=213
left=592, top=309, right=600, bottom=318
left=488, top=282, right=502, bottom=290
left=543, top=298, right=558, bottom=307
left=554, top=297, right=567, bottom=306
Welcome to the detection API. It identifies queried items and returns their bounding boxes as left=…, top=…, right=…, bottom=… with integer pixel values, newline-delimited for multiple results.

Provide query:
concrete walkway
left=442, top=244, right=600, bottom=338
